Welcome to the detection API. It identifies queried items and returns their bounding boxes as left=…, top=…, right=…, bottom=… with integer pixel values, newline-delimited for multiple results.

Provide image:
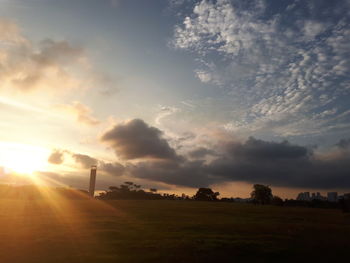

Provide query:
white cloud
left=0, top=18, right=26, bottom=44
left=0, top=18, right=116, bottom=94
left=155, top=105, right=180, bottom=125
left=171, top=0, right=350, bottom=138
left=195, top=69, right=211, bottom=83
left=56, top=101, right=100, bottom=126
left=302, top=20, right=325, bottom=39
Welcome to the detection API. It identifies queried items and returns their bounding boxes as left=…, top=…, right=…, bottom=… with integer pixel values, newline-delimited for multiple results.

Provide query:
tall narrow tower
left=89, top=165, right=97, bottom=197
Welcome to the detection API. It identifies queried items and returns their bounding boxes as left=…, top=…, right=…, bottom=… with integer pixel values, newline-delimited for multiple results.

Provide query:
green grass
left=0, top=199, right=349, bottom=262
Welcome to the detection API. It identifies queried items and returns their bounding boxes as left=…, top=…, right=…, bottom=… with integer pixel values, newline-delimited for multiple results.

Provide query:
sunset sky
left=0, top=0, right=350, bottom=198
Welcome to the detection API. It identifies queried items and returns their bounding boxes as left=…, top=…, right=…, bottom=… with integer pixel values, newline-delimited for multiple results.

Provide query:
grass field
left=0, top=199, right=349, bottom=262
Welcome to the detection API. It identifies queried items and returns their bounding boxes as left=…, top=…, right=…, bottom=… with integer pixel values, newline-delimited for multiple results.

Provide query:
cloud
left=155, top=105, right=180, bottom=125
left=206, top=137, right=350, bottom=189
left=195, top=70, right=212, bottom=83
left=129, top=136, right=350, bottom=189
left=0, top=18, right=116, bottom=94
left=226, top=137, right=310, bottom=160
left=57, top=101, right=100, bottom=126
left=47, top=119, right=350, bottom=189
left=71, top=153, right=98, bottom=169
left=48, top=149, right=125, bottom=177
left=0, top=20, right=85, bottom=92
left=171, top=0, right=350, bottom=138
left=101, top=119, right=178, bottom=160
left=335, top=138, right=350, bottom=149
left=0, top=18, right=26, bottom=44
left=71, top=153, right=124, bottom=176
left=126, top=159, right=212, bottom=187
left=102, top=120, right=349, bottom=189
left=99, top=162, right=125, bottom=176
left=48, top=150, right=64, bottom=164
left=302, top=20, right=326, bottom=39
left=188, top=147, right=217, bottom=159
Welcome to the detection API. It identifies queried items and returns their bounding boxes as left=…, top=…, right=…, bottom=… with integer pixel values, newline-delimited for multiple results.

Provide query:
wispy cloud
left=0, top=18, right=117, bottom=94
left=155, top=105, right=180, bottom=125
left=56, top=101, right=101, bottom=126
left=0, top=19, right=85, bottom=92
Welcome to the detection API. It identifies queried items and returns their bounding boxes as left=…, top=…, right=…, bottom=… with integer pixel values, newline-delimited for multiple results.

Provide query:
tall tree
left=194, top=188, right=220, bottom=201
left=251, top=184, right=273, bottom=205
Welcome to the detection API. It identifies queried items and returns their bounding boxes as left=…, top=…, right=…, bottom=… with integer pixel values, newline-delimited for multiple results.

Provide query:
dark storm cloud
left=48, top=120, right=350, bottom=189
left=188, top=147, right=218, bottom=159
left=335, top=138, right=350, bottom=149
left=112, top=121, right=350, bottom=189
left=72, top=153, right=124, bottom=176
left=72, top=153, right=98, bottom=169
left=205, top=138, right=350, bottom=189
left=126, top=160, right=213, bottom=188
left=99, top=162, right=125, bottom=176
left=48, top=150, right=64, bottom=164
left=226, top=137, right=310, bottom=160
left=101, top=119, right=178, bottom=160
left=48, top=149, right=124, bottom=177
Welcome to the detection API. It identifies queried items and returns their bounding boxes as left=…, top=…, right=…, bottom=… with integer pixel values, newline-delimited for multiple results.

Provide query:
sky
left=0, top=0, right=350, bottom=198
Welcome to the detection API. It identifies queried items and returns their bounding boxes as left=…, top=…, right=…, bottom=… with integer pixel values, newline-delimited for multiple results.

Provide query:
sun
left=0, top=142, right=49, bottom=175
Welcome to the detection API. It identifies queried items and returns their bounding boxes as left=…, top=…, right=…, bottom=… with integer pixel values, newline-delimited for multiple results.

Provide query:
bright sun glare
left=0, top=142, right=49, bottom=175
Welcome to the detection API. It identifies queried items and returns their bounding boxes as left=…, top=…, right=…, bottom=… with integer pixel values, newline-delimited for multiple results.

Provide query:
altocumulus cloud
left=171, top=0, right=350, bottom=138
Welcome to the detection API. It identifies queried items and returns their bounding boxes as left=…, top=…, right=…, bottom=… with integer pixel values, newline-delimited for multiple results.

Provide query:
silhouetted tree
left=98, top=183, right=168, bottom=200
left=251, top=184, right=273, bottom=205
left=193, top=188, right=220, bottom=201
left=271, top=196, right=284, bottom=206
left=340, top=194, right=350, bottom=213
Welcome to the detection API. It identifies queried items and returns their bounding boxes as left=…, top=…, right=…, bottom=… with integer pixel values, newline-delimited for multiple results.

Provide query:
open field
left=0, top=199, right=349, bottom=262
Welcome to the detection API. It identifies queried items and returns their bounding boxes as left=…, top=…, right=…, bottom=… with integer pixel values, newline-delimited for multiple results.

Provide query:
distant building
left=344, top=193, right=350, bottom=200
left=304, top=192, right=310, bottom=200
left=316, top=192, right=321, bottom=199
left=327, top=192, right=338, bottom=202
left=297, top=192, right=311, bottom=201
left=297, top=192, right=328, bottom=201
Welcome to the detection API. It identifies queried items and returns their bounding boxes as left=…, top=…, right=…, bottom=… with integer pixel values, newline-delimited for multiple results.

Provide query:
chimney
left=89, top=165, right=97, bottom=197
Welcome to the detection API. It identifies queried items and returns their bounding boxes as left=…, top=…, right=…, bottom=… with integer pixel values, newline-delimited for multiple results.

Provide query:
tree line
left=97, top=182, right=279, bottom=203
left=97, top=182, right=350, bottom=212
left=0, top=182, right=349, bottom=212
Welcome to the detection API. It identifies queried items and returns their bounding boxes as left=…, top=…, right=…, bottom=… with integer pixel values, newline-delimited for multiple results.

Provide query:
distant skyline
left=0, top=0, right=350, bottom=198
